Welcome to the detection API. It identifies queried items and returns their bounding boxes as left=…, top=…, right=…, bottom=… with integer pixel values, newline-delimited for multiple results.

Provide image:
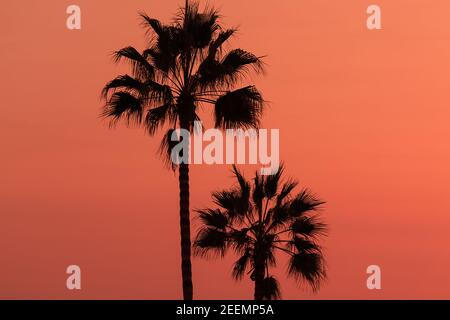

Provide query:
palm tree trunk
left=253, top=261, right=265, bottom=300
left=179, top=161, right=193, bottom=300
left=178, top=165, right=193, bottom=300
left=178, top=110, right=193, bottom=300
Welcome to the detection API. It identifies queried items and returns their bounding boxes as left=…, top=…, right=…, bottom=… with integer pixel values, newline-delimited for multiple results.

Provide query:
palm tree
left=194, top=165, right=327, bottom=300
left=101, top=1, right=265, bottom=300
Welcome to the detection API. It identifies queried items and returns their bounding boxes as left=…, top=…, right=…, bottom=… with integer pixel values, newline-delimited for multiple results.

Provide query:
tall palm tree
left=194, top=165, right=327, bottom=300
left=101, top=1, right=265, bottom=300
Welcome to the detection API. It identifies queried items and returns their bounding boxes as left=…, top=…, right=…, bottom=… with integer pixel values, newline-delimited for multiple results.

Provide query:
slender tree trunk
left=179, top=161, right=193, bottom=300
left=253, top=258, right=265, bottom=300
left=178, top=109, right=193, bottom=300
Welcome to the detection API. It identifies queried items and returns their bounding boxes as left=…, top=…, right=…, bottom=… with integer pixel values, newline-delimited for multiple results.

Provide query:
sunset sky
left=1, top=0, right=450, bottom=299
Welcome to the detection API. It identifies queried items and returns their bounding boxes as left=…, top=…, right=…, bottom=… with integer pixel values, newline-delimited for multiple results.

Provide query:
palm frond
left=290, top=237, right=321, bottom=253
left=102, top=91, right=144, bottom=126
left=158, top=128, right=179, bottom=170
left=232, top=250, right=251, bottom=280
left=288, top=251, right=326, bottom=292
left=289, top=189, right=325, bottom=218
left=197, top=209, right=229, bottom=230
left=102, top=75, right=148, bottom=99
left=229, top=228, right=253, bottom=253
left=139, top=12, right=183, bottom=73
left=277, top=179, right=298, bottom=205
left=139, top=12, right=165, bottom=37
left=196, top=49, right=264, bottom=90
left=113, top=46, right=154, bottom=80
left=144, top=103, right=175, bottom=135
left=291, top=216, right=327, bottom=238
left=212, top=190, right=248, bottom=220
left=264, top=164, right=284, bottom=199
left=212, top=190, right=237, bottom=211
left=146, top=80, right=174, bottom=104
left=214, top=86, right=264, bottom=129
left=221, top=49, right=264, bottom=75
left=262, top=276, right=281, bottom=300
left=252, top=171, right=265, bottom=216
left=143, top=38, right=181, bottom=73
left=232, top=165, right=251, bottom=205
left=267, top=203, right=290, bottom=229
left=209, top=28, right=236, bottom=58
left=194, top=227, right=228, bottom=258
left=179, top=1, right=220, bottom=49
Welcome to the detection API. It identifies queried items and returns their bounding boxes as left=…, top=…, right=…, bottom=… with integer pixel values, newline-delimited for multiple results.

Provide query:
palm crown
left=194, top=165, right=327, bottom=300
left=101, top=1, right=265, bottom=162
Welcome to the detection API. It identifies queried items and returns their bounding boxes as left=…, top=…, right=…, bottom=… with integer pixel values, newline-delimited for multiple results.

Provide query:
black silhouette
left=194, top=165, right=327, bottom=300
left=101, top=0, right=265, bottom=300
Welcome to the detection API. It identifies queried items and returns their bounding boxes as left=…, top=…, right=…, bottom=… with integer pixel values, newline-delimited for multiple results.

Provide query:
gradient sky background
left=1, top=0, right=450, bottom=299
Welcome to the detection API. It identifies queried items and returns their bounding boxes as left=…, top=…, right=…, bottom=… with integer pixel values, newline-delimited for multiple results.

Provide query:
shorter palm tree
left=194, top=165, right=327, bottom=300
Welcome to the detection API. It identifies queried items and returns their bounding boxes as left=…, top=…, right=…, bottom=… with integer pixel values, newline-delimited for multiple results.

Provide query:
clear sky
left=1, top=0, right=450, bottom=299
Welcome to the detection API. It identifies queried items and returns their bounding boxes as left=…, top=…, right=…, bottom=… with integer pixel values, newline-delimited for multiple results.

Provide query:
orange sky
left=1, top=0, right=450, bottom=299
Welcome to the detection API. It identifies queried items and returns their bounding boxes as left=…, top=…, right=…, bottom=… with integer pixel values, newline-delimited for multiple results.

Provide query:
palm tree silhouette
left=101, top=1, right=265, bottom=300
left=194, top=165, right=327, bottom=300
